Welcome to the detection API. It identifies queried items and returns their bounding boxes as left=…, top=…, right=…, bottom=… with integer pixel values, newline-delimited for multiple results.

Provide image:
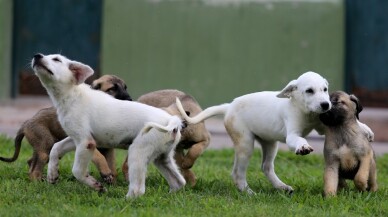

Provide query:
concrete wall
left=101, top=0, right=344, bottom=107
left=0, top=0, right=12, bottom=101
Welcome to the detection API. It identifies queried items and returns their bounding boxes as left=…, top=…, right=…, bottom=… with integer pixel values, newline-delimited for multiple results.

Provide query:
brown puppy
left=0, top=75, right=131, bottom=182
left=319, top=91, right=377, bottom=197
left=122, top=89, right=210, bottom=186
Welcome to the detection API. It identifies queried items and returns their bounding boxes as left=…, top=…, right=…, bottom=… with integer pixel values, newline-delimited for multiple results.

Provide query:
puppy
left=32, top=53, right=185, bottom=198
left=319, top=91, right=378, bottom=196
left=0, top=75, right=131, bottom=182
left=122, top=89, right=211, bottom=186
left=176, top=71, right=373, bottom=193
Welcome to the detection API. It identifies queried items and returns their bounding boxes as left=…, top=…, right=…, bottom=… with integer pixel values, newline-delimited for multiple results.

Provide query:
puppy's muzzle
left=32, top=53, right=44, bottom=67
left=32, top=53, right=53, bottom=75
left=320, top=102, right=330, bottom=112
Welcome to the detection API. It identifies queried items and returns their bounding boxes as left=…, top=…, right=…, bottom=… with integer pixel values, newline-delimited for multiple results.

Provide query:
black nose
left=34, top=53, right=44, bottom=60
left=321, top=102, right=330, bottom=111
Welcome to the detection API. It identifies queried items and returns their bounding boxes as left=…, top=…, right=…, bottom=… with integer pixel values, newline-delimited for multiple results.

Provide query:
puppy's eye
left=323, top=87, right=328, bottom=92
left=52, top=57, right=62, bottom=62
left=305, top=88, right=314, bottom=94
left=107, top=84, right=118, bottom=92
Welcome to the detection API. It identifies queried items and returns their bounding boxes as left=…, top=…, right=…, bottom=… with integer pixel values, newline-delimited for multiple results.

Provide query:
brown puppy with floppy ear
left=91, top=75, right=132, bottom=101
left=319, top=91, right=378, bottom=197
left=0, top=75, right=131, bottom=183
left=122, top=89, right=211, bottom=186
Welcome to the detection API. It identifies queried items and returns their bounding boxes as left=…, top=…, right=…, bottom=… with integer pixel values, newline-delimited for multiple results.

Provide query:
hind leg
left=175, top=148, right=196, bottom=187
left=126, top=145, right=150, bottom=198
left=154, top=151, right=186, bottom=192
left=122, top=155, right=129, bottom=181
left=29, top=151, right=49, bottom=181
left=226, top=119, right=255, bottom=193
left=92, top=149, right=115, bottom=184
left=260, top=140, right=293, bottom=192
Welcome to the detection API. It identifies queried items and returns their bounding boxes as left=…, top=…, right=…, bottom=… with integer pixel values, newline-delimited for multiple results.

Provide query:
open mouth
left=33, top=61, right=53, bottom=75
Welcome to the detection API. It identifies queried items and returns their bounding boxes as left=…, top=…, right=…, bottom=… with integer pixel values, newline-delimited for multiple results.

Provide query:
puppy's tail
left=176, top=97, right=229, bottom=124
left=142, top=116, right=183, bottom=145
left=0, top=128, right=24, bottom=162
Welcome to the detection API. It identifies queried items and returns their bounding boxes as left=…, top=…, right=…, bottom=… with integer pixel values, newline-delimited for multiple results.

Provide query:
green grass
left=0, top=135, right=387, bottom=217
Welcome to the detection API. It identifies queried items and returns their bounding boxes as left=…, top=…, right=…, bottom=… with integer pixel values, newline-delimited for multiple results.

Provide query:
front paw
left=295, top=144, right=313, bottom=155
left=47, top=170, right=59, bottom=184
left=100, top=173, right=115, bottom=185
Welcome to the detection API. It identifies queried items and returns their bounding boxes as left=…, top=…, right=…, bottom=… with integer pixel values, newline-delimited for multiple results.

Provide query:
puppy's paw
left=295, top=144, right=313, bottom=155
left=100, top=173, right=115, bottom=185
left=93, top=181, right=107, bottom=193
left=245, top=187, right=257, bottom=195
left=126, top=188, right=145, bottom=198
left=354, top=178, right=368, bottom=191
left=47, top=172, right=59, bottom=184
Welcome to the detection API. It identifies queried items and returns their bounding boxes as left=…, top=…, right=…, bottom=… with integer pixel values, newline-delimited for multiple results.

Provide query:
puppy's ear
left=350, top=94, right=363, bottom=119
left=69, top=61, right=94, bottom=85
left=277, top=80, right=297, bottom=98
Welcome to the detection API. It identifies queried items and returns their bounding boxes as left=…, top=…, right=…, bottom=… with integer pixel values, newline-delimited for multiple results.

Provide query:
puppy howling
left=31, top=53, right=186, bottom=198
left=0, top=74, right=131, bottom=183
left=319, top=91, right=377, bottom=197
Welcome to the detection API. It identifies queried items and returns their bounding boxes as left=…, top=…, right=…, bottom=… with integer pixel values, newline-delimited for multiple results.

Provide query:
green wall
left=0, top=0, right=12, bottom=101
left=104, top=0, right=344, bottom=107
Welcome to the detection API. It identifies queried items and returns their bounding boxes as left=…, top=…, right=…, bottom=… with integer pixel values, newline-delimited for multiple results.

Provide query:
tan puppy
left=122, top=89, right=210, bottom=186
left=0, top=75, right=131, bottom=182
left=319, top=91, right=378, bottom=196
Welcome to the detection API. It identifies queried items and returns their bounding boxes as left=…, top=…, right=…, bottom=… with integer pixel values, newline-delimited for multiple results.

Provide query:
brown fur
left=0, top=75, right=131, bottom=183
left=319, top=91, right=378, bottom=197
left=122, top=89, right=210, bottom=186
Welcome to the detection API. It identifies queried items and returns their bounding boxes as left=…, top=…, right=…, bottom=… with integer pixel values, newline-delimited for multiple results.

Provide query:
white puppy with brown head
left=176, top=72, right=373, bottom=194
left=31, top=53, right=186, bottom=198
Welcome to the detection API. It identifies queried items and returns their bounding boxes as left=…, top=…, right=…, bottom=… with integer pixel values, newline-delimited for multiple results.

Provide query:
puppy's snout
left=320, top=102, right=330, bottom=111
left=32, top=53, right=44, bottom=67
left=34, top=53, right=44, bottom=60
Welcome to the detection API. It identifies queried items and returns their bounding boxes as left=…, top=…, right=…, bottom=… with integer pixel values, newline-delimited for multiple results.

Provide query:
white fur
left=32, top=54, right=185, bottom=198
left=176, top=71, right=332, bottom=193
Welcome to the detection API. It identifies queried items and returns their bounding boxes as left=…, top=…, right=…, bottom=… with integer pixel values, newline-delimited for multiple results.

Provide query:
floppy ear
left=277, top=80, right=297, bottom=98
left=350, top=94, right=363, bottom=119
left=69, top=61, right=94, bottom=85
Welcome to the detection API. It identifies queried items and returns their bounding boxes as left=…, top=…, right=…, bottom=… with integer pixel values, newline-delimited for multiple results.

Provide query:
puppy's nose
left=320, top=102, right=330, bottom=111
left=34, top=53, right=44, bottom=60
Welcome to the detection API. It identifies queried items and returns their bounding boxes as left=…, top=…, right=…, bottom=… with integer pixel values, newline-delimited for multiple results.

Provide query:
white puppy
left=176, top=71, right=373, bottom=193
left=31, top=53, right=186, bottom=198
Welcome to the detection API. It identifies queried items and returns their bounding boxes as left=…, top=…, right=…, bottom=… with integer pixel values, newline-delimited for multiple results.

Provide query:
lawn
left=0, top=135, right=387, bottom=217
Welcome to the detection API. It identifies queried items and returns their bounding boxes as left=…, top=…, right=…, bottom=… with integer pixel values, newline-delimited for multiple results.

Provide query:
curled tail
left=142, top=116, right=183, bottom=146
left=0, top=129, right=24, bottom=162
left=175, top=97, right=229, bottom=124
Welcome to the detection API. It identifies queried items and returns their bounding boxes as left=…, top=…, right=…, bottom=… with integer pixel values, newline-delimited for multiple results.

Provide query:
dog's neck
left=327, top=117, right=357, bottom=129
left=45, top=82, right=87, bottom=110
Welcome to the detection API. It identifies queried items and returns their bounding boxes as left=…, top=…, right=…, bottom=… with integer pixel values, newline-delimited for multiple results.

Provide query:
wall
left=102, top=0, right=344, bottom=107
left=0, top=0, right=12, bottom=101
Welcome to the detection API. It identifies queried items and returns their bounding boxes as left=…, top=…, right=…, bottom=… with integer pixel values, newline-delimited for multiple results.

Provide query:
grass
left=0, top=135, right=387, bottom=217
